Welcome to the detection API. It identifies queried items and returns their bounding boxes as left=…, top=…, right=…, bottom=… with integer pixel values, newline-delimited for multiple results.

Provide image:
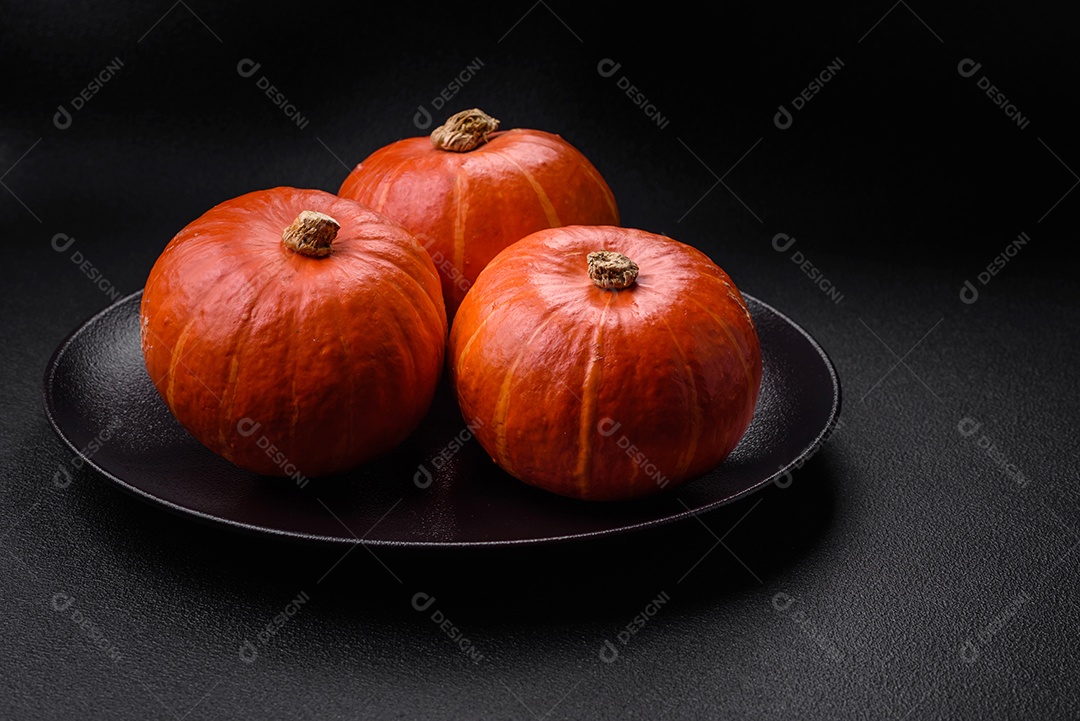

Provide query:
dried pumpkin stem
left=430, top=108, right=500, bottom=152
left=282, top=210, right=339, bottom=257
left=588, top=251, right=639, bottom=290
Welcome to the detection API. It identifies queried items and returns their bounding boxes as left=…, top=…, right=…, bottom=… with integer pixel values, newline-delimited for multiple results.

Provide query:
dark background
left=3, top=1, right=1078, bottom=718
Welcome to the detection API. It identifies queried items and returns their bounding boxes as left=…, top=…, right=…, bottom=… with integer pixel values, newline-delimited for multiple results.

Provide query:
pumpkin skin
left=140, top=187, right=447, bottom=478
left=338, top=109, right=620, bottom=316
left=449, top=226, right=761, bottom=501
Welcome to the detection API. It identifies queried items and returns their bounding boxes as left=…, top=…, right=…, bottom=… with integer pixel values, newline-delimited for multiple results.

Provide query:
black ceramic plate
left=43, top=291, right=840, bottom=547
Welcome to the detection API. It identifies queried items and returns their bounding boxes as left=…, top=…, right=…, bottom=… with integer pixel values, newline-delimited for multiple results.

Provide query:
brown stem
left=430, top=108, right=500, bottom=152
left=588, top=251, right=639, bottom=290
left=282, top=210, right=339, bottom=257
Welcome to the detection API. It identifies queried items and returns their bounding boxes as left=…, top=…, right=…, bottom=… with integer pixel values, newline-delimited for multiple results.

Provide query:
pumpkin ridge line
left=366, top=276, right=423, bottom=424
left=340, top=249, right=446, bottom=334
left=492, top=312, right=560, bottom=477
left=162, top=320, right=194, bottom=411
left=165, top=247, right=281, bottom=374
left=486, top=149, right=562, bottom=227
left=210, top=252, right=293, bottom=453
left=452, top=168, right=469, bottom=305
left=287, top=285, right=304, bottom=456
left=575, top=292, right=615, bottom=496
left=152, top=250, right=251, bottom=400
left=340, top=253, right=447, bottom=441
left=659, top=314, right=701, bottom=480
left=141, top=320, right=177, bottom=386
left=162, top=304, right=227, bottom=412
left=329, top=280, right=363, bottom=461
left=457, top=281, right=579, bottom=373
left=686, top=296, right=758, bottom=411
left=372, top=166, right=397, bottom=213
left=505, top=133, right=618, bottom=221
left=216, top=356, right=242, bottom=458
left=454, top=298, right=506, bottom=372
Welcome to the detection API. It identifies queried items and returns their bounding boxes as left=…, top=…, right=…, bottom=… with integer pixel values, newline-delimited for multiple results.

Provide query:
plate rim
left=42, top=290, right=842, bottom=548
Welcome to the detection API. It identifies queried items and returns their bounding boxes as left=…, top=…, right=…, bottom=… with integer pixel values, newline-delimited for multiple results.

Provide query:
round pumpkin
left=449, top=226, right=762, bottom=501
left=140, top=187, right=447, bottom=478
left=338, top=108, right=620, bottom=316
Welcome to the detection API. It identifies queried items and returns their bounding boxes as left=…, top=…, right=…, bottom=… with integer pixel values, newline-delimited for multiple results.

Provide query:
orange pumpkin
left=449, top=226, right=762, bottom=501
left=140, top=187, right=447, bottom=478
left=338, top=108, right=620, bottom=316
